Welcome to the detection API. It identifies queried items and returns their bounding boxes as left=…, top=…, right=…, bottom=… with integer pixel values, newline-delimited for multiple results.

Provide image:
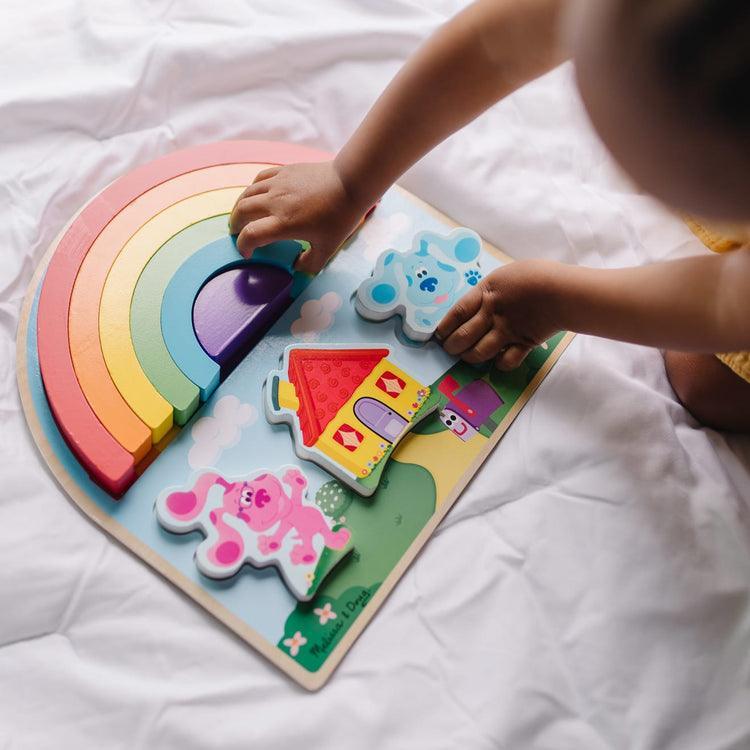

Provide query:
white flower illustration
left=283, top=631, right=308, bottom=657
left=313, top=602, right=337, bottom=625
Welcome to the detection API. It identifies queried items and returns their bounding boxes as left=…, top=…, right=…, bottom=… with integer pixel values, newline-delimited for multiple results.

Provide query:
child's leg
left=664, top=351, right=750, bottom=433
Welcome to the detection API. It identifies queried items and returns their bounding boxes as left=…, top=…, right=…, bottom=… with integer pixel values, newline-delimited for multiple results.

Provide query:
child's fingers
left=236, top=216, right=285, bottom=258
left=252, top=166, right=281, bottom=184
left=495, top=344, right=532, bottom=371
left=229, top=195, right=270, bottom=234
left=460, top=328, right=506, bottom=364
left=234, top=180, right=271, bottom=205
left=294, top=244, right=332, bottom=275
left=435, top=286, right=484, bottom=342
left=440, top=311, right=491, bottom=356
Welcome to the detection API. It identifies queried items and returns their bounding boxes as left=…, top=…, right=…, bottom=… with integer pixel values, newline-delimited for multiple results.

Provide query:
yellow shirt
left=686, top=218, right=750, bottom=383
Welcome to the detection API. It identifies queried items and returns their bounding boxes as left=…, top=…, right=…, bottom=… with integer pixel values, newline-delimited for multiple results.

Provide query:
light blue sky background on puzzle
left=28, top=187, right=503, bottom=647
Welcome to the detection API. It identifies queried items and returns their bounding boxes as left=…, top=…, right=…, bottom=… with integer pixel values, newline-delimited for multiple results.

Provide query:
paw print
left=291, top=545, right=317, bottom=566
left=464, top=269, right=482, bottom=286
left=257, top=534, right=277, bottom=555
left=282, top=467, right=307, bottom=488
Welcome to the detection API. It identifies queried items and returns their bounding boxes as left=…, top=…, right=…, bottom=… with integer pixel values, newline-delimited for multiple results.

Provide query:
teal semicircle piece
left=161, top=236, right=310, bottom=403
left=131, top=215, right=229, bottom=425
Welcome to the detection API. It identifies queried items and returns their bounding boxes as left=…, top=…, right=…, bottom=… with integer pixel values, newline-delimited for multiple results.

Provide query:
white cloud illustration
left=290, top=291, right=342, bottom=341
left=188, top=395, right=257, bottom=469
left=358, top=211, right=412, bottom=261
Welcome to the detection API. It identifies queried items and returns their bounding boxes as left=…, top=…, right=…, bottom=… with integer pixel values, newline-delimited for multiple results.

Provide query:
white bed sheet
left=1, top=1, right=749, bottom=748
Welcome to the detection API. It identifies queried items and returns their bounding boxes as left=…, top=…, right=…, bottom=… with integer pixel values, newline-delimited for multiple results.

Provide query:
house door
left=353, top=397, right=408, bottom=443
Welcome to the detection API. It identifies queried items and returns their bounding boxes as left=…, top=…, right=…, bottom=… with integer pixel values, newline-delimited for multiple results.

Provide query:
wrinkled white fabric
left=1, top=2, right=749, bottom=749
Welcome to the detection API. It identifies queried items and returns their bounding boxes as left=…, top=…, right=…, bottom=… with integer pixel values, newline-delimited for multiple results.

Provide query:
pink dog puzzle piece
left=155, top=466, right=353, bottom=601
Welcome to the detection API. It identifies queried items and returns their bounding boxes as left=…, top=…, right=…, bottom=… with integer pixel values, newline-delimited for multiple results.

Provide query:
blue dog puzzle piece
left=355, top=227, right=483, bottom=341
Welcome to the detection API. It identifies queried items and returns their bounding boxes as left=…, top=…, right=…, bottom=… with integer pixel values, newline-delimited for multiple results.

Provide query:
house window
left=376, top=371, right=406, bottom=398
left=333, top=424, right=364, bottom=452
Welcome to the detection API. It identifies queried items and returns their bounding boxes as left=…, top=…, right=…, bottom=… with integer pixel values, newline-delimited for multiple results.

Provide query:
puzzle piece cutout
left=437, top=375, right=505, bottom=441
left=155, top=465, right=352, bottom=601
left=265, top=344, right=435, bottom=496
left=355, top=228, right=483, bottom=341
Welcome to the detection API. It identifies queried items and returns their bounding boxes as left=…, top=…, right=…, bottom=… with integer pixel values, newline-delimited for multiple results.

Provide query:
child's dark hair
left=630, top=0, right=750, bottom=137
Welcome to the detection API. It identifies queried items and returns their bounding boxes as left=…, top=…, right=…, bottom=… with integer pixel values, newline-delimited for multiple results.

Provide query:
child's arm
left=436, top=250, right=750, bottom=370
left=230, top=0, right=567, bottom=272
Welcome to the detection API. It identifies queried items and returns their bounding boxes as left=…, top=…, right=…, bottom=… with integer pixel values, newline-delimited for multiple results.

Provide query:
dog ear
left=359, top=250, right=404, bottom=309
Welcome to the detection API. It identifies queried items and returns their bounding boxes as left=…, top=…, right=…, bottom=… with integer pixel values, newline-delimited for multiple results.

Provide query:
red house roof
left=287, top=347, right=389, bottom=446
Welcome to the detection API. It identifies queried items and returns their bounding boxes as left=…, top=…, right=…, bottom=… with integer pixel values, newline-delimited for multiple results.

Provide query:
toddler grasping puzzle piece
left=355, top=228, right=483, bottom=342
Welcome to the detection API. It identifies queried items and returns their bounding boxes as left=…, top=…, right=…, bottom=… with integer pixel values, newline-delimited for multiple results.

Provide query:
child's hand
left=436, top=260, right=562, bottom=370
left=229, top=161, right=366, bottom=274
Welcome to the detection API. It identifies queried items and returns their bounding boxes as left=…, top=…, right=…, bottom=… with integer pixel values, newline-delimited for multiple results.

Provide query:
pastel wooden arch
left=161, top=236, right=305, bottom=401
left=130, top=215, right=228, bottom=426
left=99, top=187, right=246, bottom=443
left=69, top=164, right=264, bottom=460
left=37, top=141, right=331, bottom=495
left=161, top=237, right=256, bottom=400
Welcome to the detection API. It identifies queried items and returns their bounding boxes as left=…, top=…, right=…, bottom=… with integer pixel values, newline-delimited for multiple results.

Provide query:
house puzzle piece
left=155, top=465, right=352, bottom=601
left=265, top=344, right=435, bottom=496
left=355, top=227, right=483, bottom=341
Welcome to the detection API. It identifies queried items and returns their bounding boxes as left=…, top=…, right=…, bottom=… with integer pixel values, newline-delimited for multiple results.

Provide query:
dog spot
left=167, top=491, right=196, bottom=516
left=372, top=283, right=396, bottom=304
left=454, top=236, right=480, bottom=262
left=215, top=541, right=241, bottom=565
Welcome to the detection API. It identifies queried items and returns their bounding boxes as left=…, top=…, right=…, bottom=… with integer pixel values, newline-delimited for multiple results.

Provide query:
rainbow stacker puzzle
left=16, top=140, right=573, bottom=689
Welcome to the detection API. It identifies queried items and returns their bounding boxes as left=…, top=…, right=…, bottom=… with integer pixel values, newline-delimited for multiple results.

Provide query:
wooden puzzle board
left=17, top=141, right=573, bottom=689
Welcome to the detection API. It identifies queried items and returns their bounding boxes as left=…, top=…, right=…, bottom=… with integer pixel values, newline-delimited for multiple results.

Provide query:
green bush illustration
left=315, top=480, right=355, bottom=520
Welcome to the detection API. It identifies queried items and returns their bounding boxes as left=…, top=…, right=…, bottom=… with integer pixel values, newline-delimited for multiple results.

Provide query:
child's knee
left=664, top=351, right=750, bottom=433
